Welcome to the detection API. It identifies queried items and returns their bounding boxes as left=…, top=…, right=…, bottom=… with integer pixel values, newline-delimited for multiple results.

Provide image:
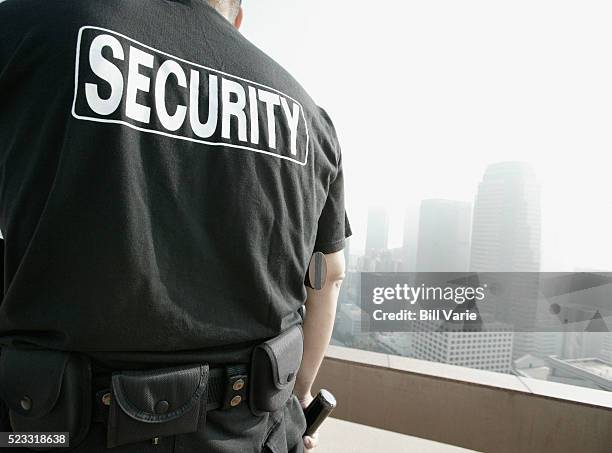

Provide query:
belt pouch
left=249, top=325, right=304, bottom=416
left=106, top=364, right=209, bottom=448
left=0, top=347, right=91, bottom=451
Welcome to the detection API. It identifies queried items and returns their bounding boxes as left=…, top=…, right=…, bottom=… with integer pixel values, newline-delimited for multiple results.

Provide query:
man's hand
left=299, top=393, right=319, bottom=452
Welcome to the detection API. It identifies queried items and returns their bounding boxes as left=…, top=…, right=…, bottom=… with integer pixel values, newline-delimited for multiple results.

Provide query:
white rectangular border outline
left=71, top=26, right=310, bottom=166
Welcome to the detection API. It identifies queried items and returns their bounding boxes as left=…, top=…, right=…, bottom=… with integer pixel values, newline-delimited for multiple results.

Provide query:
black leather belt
left=92, top=364, right=248, bottom=423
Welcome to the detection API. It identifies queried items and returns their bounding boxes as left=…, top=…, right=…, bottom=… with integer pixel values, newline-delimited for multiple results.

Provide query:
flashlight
left=303, top=389, right=336, bottom=437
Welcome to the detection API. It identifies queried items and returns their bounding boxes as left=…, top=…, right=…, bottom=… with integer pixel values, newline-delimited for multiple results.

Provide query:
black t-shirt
left=0, top=0, right=351, bottom=360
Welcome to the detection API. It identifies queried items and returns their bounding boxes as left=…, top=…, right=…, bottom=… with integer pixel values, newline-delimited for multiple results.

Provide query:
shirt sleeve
left=313, top=112, right=352, bottom=254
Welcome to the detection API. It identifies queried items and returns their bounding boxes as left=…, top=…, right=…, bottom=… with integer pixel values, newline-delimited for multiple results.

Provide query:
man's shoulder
left=0, top=0, right=78, bottom=23
left=233, top=34, right=317, bottom=112
left=0, top=0, right=75, bottom=67
left=0, top=0, right=94, bottom=46
left=230, top=33, right=341, bottom=145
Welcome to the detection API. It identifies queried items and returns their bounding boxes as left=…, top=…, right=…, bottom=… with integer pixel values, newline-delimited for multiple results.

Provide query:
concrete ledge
left=324, top=346, right=612, bottom=408
left=313, top=346, right=612, bottom=453
left=318, top=418, right=479, bottom=453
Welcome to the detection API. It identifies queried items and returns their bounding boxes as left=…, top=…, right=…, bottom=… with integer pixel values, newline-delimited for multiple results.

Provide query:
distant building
left=514, top=354, right=551, bottom=380
left=547, top=356, right=612, bottom=391
left=365, top=206, right=389, bottom=252
left=534, top=296, right=562, bottom=358
left=470, top=162, right=541, bottom=272
left=561, top=330, right=609, bottom=361
left=338, top=271, right=360, bottom=307
left=390, top=246, right=415, bottom=273
left=336, top=303, right=366, bottom=337
left=357, top=248, right=401, bottom=273
left=415, top=199, right=471, bottom=272
left=375, top=250, right=401, bottom=272
left=413, top=319, right=514, bottom=374
left=396, top=245, right=416, bottom=272
left=470, top=162, right=541, bottom=358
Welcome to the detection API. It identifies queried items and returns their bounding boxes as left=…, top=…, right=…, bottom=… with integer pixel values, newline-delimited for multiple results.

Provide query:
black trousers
left=0, top=379, right=306, bottom=453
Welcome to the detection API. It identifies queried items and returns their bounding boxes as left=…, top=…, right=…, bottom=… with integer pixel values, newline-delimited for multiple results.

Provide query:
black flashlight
left=303, top=389, right=336, bottom=437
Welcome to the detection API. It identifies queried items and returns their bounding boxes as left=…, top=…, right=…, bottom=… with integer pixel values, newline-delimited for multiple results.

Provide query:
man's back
left=0, top=0, right=348, bottom=357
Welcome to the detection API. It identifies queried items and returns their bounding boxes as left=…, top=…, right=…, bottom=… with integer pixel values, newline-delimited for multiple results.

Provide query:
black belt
left=92, top=364, right=248, bottom=423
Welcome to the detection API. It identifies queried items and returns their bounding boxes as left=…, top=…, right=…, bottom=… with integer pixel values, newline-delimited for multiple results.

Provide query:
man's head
left=208, top=0, right=243, bottom=29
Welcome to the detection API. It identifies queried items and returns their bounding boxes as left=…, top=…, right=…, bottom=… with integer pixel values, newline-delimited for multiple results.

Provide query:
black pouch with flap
left=249, top=325, right=304, bottom=416
left=106, top=364, right=209, bottom=448
left=0, top=347, right=91, bottom=451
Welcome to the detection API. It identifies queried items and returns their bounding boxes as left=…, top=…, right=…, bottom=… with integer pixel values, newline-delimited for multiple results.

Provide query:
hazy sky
left=242, top=0, right=612, bottom=271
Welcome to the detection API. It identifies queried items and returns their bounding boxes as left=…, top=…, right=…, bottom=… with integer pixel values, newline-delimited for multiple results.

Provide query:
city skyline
left=343, top=159, right=608, bottom=274
left=335, top=160, right=612, bottom=389
left=244, top=0, right=612, bottom=273
left=349, top=161, right=544, bottom=268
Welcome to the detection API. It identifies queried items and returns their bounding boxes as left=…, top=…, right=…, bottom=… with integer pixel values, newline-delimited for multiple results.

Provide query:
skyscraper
left=470, top=162, right=541, bottom=272
left=415, top=199, right=472, bottom=272
left=470, top=162, right=542, bottom=358
left=365, top=206, right=389, bottom=252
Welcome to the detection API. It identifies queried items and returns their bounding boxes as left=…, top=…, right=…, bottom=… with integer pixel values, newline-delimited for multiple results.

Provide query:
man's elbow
left=324, top=250, right=346, bottom=288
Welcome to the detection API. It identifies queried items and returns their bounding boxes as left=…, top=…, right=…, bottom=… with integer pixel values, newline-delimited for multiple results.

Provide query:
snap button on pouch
left=155, top=400, right=170, bottom=414
left=20, top=396, right=32, bottom=411
left=101, top=392, right=112, bottom=406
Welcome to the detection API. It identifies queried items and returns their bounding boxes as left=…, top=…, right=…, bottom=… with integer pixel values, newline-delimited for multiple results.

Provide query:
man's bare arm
left=294, top=250, right=346, bottom=401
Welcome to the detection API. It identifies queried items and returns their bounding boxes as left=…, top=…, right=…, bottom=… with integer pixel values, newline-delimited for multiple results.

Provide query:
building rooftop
left=569, top=359, right=612, bottom=380
left=549, top=357, right=612, bottom=382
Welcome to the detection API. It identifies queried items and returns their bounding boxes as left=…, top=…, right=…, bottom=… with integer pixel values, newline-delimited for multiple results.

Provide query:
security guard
left=0, top=0, right=351, bottom=452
